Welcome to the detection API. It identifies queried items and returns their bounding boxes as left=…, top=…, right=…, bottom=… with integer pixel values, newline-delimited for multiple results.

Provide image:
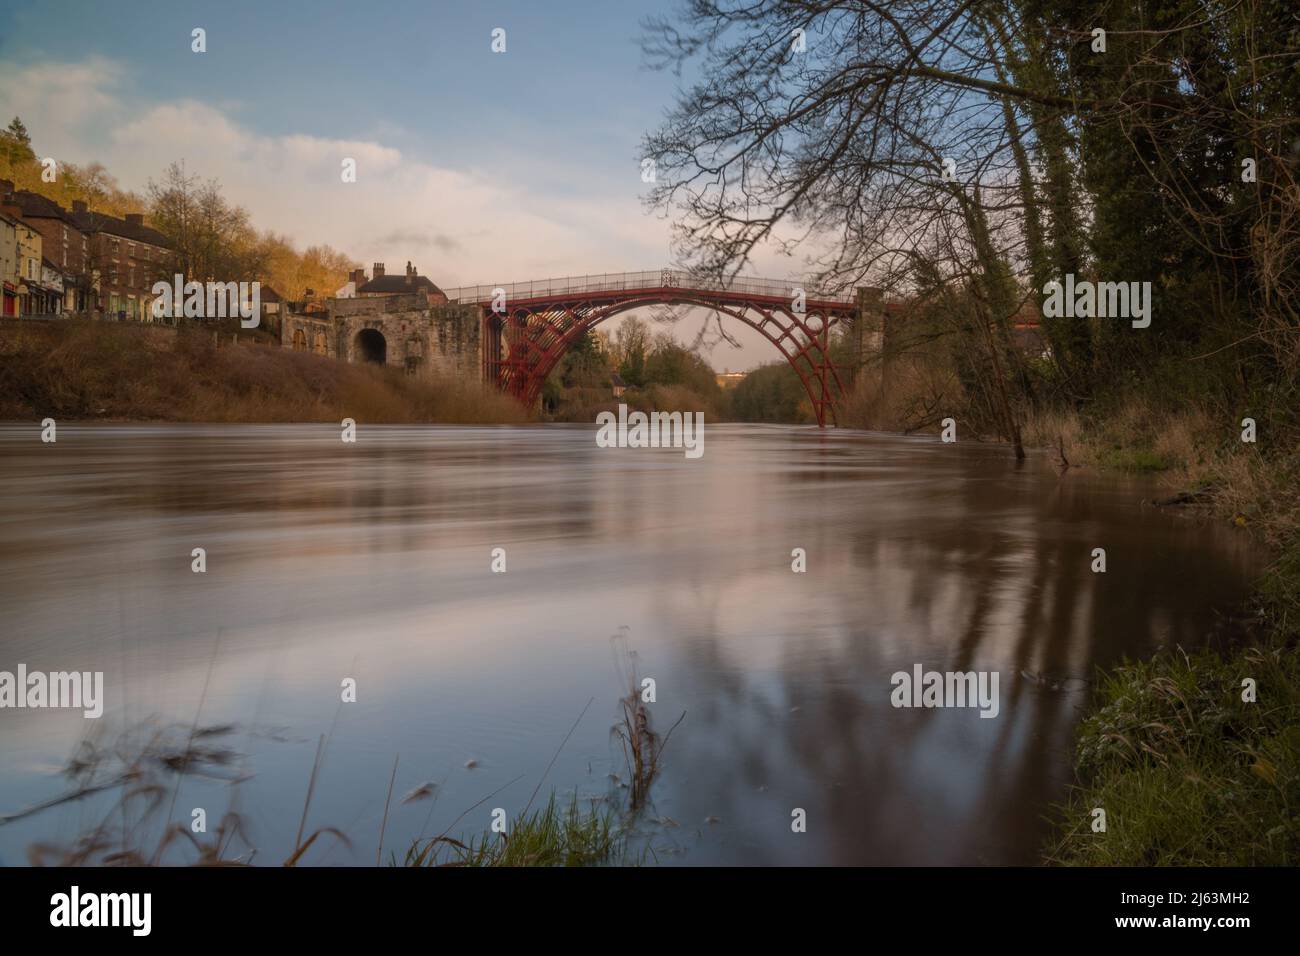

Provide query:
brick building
left=67, top=201, right=171, bottom=321
left=1, top=183, right=90, bottom=312
left=0, top=179, right=172, bottom=319
left=0, top=192, right=52, bottom=316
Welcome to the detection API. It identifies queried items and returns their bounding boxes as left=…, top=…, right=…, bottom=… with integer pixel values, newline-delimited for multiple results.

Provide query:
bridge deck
left=441, top=269, right=857, bottom=308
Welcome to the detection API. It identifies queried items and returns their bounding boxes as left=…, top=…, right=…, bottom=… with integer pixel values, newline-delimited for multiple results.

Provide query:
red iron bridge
left=441, top=269, right=863, bottom=427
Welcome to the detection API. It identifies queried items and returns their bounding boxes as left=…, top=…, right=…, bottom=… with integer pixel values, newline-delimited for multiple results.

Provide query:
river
left=0, top=423, right=1265, bottom=865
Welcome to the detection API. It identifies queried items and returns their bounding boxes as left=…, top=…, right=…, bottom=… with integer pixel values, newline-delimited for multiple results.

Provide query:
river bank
left=0, top=320, right=528, bottom=424
left=1027, top=403, right=1300, bottom=865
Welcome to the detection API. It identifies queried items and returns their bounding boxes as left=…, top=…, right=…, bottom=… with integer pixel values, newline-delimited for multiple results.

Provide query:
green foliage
left=1, top=116, right=34, bottom=165
left=1046, top=636, right=1300, bottom=866
left=644, top=337, right=722, bottom=398
left=557, top=330, right=611, bottom=388
left=730, top=362, right=814, bottom=424
left=1094, top=446, right=1171, bottom=474
left=544, top=322, right=732, bottom=421
left=403, top=794, right=628, bottom=867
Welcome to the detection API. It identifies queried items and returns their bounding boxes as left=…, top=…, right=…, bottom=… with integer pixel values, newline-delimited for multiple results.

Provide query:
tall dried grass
left=0, top=320, right=529, bottom=424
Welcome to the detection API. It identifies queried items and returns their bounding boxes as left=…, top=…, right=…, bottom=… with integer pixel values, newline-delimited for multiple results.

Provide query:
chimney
left=72, top=200, right=87, bottom=214
left=0, top=179, right=13, bottom=200
left=125, top=213, right=143, bottom=226
left=373, top=262, right=385, bottom=279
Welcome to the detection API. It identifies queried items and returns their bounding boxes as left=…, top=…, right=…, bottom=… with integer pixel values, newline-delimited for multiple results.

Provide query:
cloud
left=0, top=57, right=673, bottom=285
left=373, top=229, right=461, bottom=253
left=0, top=56, right=804, bottom=367
left=0, top=56, right=126, bottom=157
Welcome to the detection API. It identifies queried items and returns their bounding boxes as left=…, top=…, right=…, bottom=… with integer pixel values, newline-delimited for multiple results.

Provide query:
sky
left=0, top=0, right=806, bottom=370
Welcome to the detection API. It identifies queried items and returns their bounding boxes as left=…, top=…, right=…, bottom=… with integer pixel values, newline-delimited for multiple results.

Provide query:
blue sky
left=0, top=0, right=671, bottom=198
left=0, top=0, right=796, bottom=369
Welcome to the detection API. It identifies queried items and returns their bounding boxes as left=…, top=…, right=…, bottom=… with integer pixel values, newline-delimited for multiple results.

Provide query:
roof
left=67, top=209, right=170, bottom=248
left=357, top=274, right=443, bottom=295
left=260, top=285, right=282, bottom=302
left=610, top=372, right=627, bottom=387
left=11, top=190, right=70, bottom=222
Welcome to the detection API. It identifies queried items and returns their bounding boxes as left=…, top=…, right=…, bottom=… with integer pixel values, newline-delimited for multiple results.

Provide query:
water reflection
left=0, top=424, right=1263, bottom=865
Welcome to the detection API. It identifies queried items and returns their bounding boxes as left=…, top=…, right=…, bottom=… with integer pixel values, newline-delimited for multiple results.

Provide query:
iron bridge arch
left=444, top=271, right=858, bottom=427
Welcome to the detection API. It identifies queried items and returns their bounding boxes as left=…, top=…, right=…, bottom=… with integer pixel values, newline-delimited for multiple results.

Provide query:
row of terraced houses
left=0, top=178, right=171, bottom=320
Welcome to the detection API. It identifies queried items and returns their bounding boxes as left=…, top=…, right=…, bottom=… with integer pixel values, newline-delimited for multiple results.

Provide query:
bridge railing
left=441, top=269, right=856, bottom=305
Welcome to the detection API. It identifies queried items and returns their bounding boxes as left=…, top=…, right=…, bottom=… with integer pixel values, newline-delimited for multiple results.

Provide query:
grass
left=1044, top=626, right=1300, bottom=866
left=1022, top=387, right=1300, bottom=865
left=1093, top=446, right=1171, bottom=474
left=399, top=633, right=683, bottom=867
left=7, top=635, right=677, bottom=867
left=402, top=794, right=627, bottom=867
left=1045, top=504, right=1300, bottom=866
left=7, top=713, right=631, bottom=868
left=0, top=319, right=529, bottom=424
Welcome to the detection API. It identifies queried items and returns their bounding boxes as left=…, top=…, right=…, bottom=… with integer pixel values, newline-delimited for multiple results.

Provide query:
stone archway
left=355, top=328, right=387, bottom=365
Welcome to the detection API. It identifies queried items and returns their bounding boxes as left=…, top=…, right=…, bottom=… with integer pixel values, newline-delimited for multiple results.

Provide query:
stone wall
left=280, top=294, right=482, bottom=383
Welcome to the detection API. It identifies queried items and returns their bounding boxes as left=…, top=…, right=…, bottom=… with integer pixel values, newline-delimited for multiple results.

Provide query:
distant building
left=611, top=371, right=627, bottom=398
left=282, top=287, right=481, bottom=382
left=259, top=284, right=283, bottom=332
left=2, top=184, right=91, bottom=312
left=0, top=210, right=18, bottom=315
left=66, top=201, right=171, bottom=321
left=36, top=258, right=65, bottom=314
left=0, top=194, right=47, bottom=316
left=357, top=261, right=447, bottom=305
left=0, top=181, right=172, bottom=319
left=715, top=371, right=748, bottom=389
left=335, top=268, right=367, bottom=299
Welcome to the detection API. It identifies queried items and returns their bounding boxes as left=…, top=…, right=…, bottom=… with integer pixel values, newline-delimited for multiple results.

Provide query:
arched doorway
left=292, top=329, right=306, bottom=351
left=355, top=328, right=387, bottom=364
